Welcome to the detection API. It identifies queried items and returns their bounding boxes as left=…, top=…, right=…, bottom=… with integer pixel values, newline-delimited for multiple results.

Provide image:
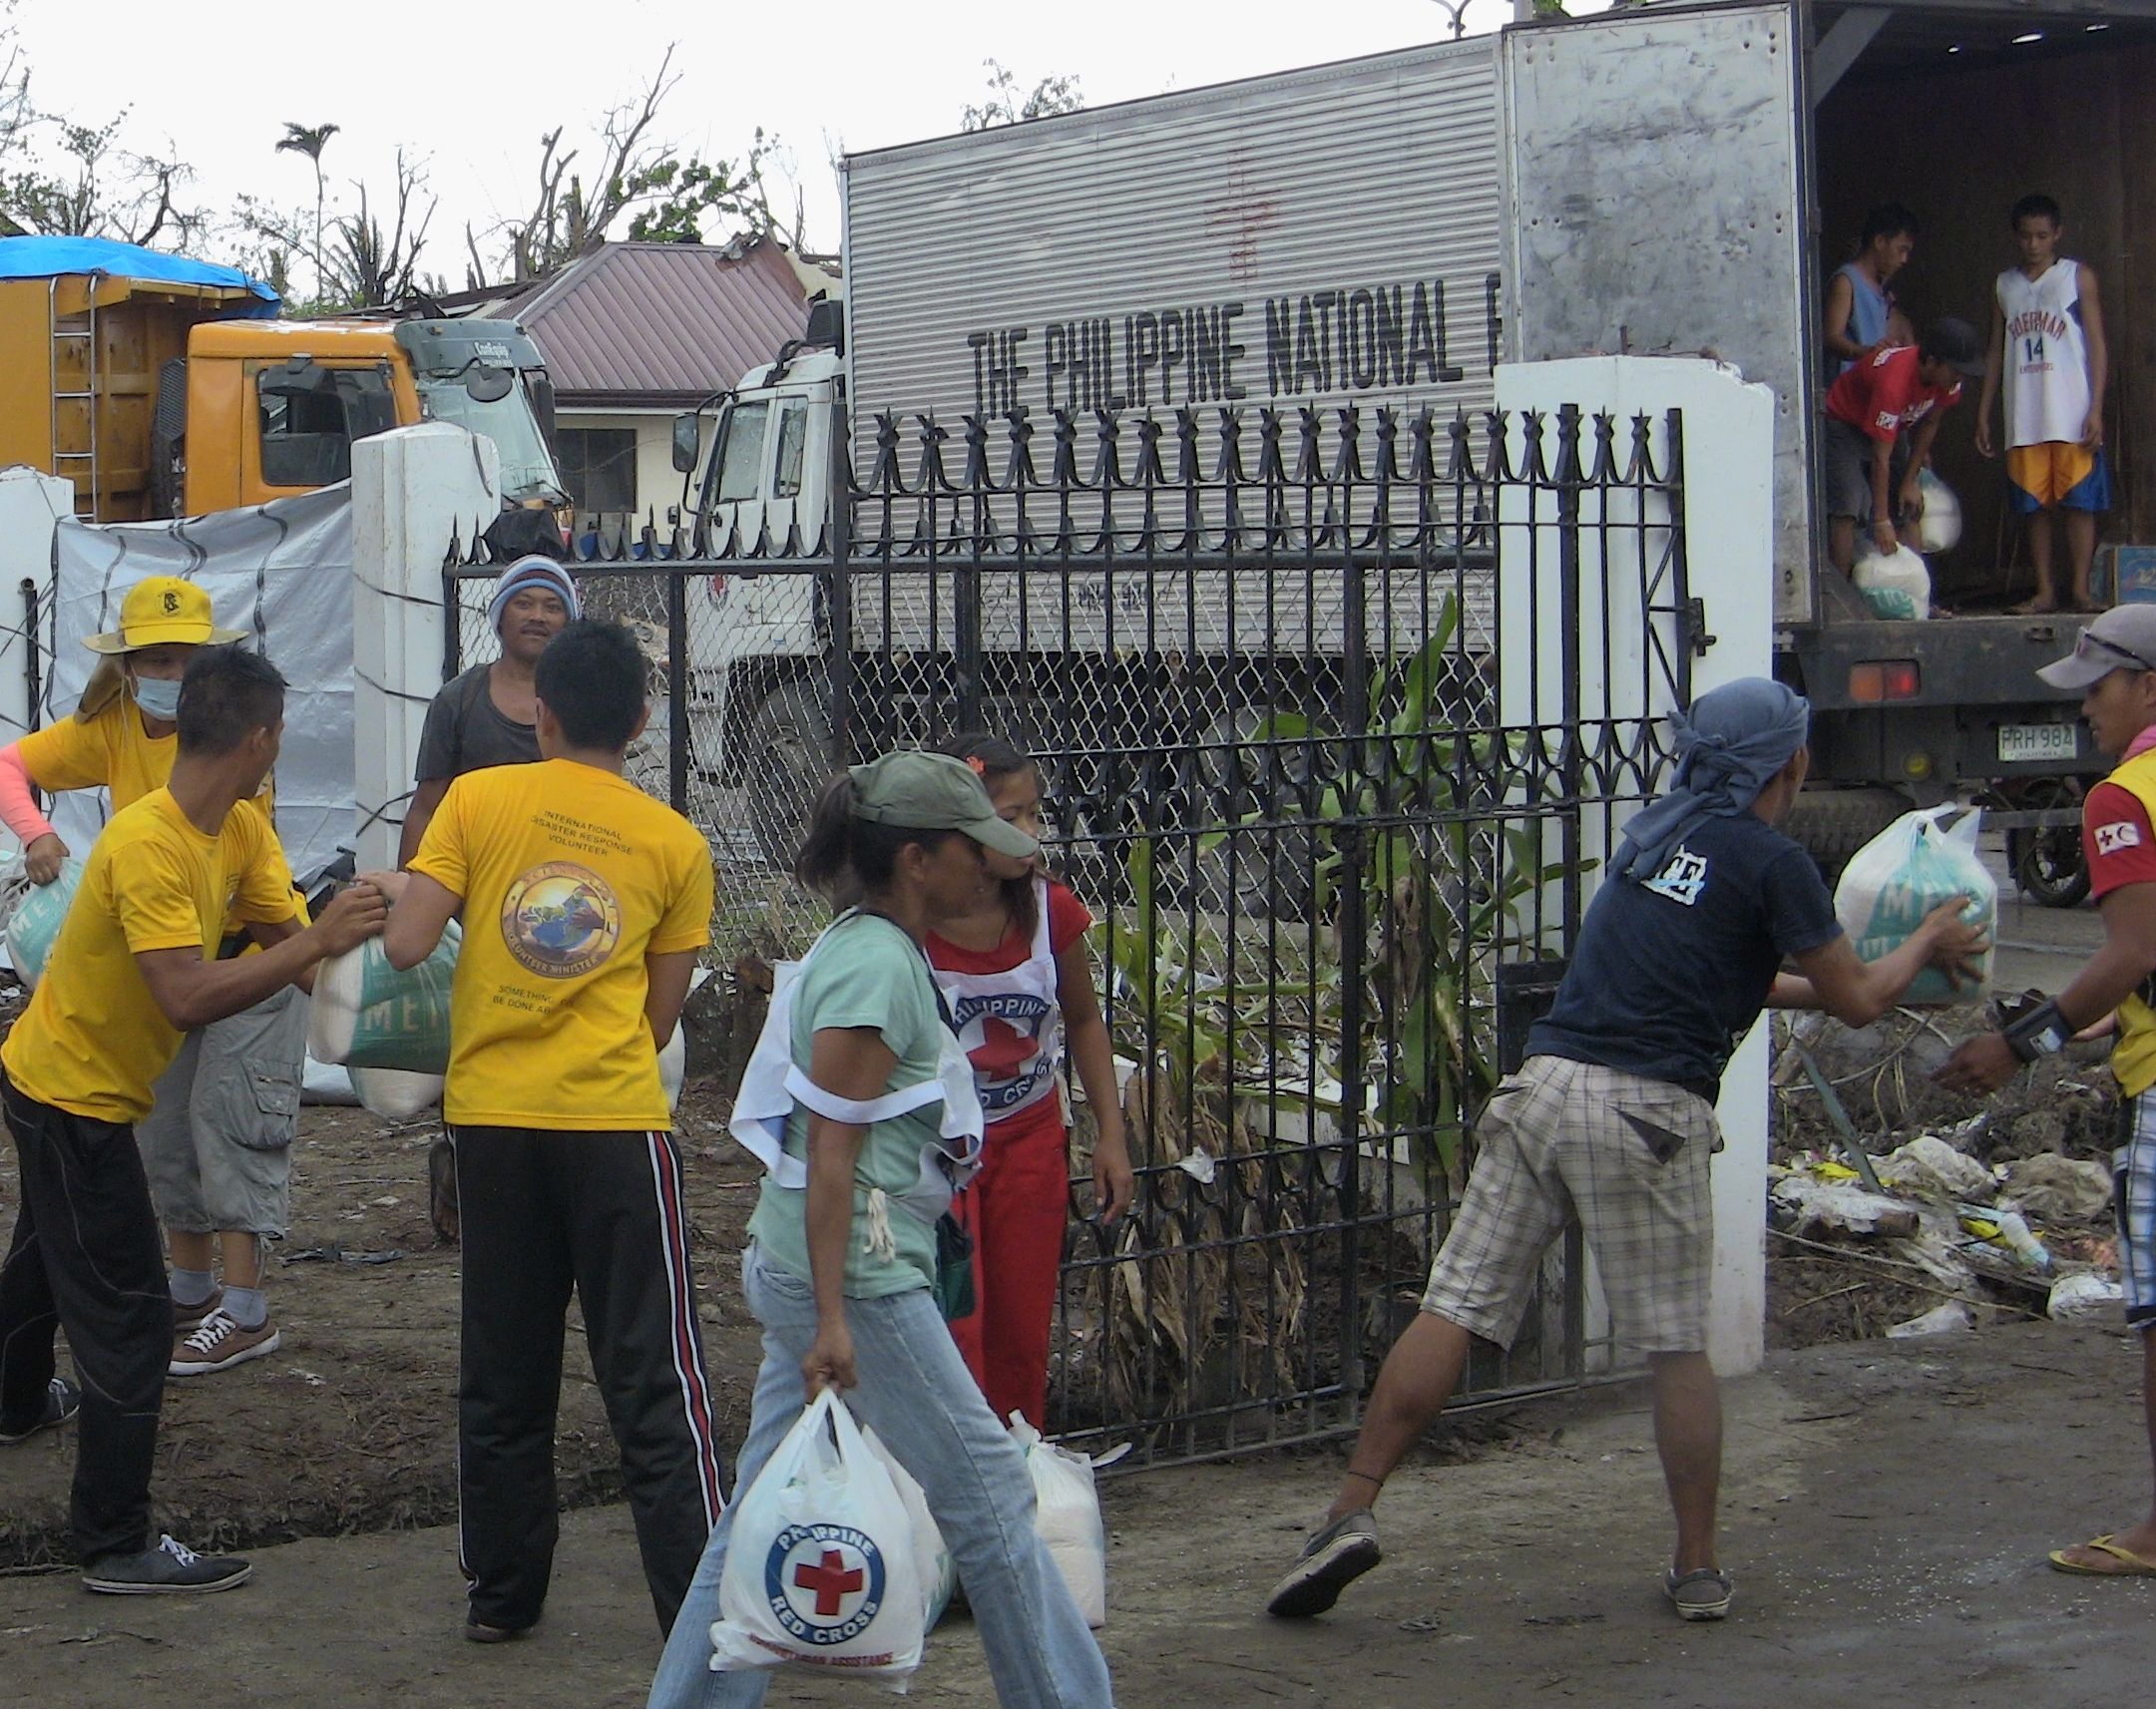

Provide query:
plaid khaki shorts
left=2115, top=1090, right=2156, bottom=1331
left=1420, top=1055, right=1720, bottom=1354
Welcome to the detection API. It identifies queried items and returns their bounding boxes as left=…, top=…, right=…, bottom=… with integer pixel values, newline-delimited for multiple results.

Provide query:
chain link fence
left=445, top=400, right=1698, bottom=1465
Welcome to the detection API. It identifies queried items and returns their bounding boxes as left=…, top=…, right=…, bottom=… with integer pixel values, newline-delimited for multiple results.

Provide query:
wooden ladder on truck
left=48, top=274, right=100, bottom=521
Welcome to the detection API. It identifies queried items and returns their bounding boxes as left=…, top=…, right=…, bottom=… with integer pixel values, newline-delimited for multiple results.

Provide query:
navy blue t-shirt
left=1525, top=813, right=1843, bottom=1092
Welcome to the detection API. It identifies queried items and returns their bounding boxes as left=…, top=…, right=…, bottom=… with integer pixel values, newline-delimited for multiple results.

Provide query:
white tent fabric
left=44, top=485, right=355, bottom=889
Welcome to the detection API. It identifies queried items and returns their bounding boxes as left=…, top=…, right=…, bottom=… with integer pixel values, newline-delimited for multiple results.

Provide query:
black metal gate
left=444, top=400, right=1699, bottom=1467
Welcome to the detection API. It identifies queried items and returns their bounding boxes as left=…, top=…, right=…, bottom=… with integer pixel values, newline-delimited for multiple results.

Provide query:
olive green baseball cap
left=848, top=750, right=1041, bottom=861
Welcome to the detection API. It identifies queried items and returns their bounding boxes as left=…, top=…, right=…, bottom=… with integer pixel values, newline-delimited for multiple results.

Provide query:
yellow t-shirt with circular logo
left=409, top=757, right=713, bottom=1130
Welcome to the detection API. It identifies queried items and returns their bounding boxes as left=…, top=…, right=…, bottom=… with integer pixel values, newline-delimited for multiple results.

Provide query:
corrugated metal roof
left=512, top=239, right=812, bottom=408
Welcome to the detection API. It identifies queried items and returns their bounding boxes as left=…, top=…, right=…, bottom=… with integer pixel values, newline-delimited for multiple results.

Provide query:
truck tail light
left=1849, top=660, right=1921, bottom=702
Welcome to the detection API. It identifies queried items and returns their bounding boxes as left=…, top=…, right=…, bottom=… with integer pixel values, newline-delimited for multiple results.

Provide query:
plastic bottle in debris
left=1989, top=1208, right=2052, bottom=1272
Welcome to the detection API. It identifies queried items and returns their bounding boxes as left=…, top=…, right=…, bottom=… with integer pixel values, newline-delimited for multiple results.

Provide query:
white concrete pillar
left=350, top=425, right=500, bottom=871
left=1492, top=356, right=1776, bottom=1377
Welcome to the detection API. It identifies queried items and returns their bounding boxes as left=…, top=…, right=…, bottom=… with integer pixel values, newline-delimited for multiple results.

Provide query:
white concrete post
left=0, top=470, right=74, bottom=861
left=1492, top=356, right=1776, bottom=1378
left=351, top=425, right=500, bottom=872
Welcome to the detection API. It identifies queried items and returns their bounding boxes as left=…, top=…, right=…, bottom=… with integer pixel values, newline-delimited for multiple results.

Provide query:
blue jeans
left=647, top=1243, right=1114, bottom=1709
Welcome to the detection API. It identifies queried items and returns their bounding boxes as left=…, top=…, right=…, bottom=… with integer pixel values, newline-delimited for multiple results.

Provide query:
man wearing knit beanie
left=398, top=553, right=580, bottom=1243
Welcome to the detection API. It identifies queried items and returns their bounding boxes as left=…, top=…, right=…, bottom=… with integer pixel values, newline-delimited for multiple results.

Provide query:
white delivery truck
left=675, top=0, right=2155, bottom=889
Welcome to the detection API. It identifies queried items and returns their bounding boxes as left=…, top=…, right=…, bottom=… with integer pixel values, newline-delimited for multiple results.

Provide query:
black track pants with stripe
left=453, top=1126, right=725, bottom=1634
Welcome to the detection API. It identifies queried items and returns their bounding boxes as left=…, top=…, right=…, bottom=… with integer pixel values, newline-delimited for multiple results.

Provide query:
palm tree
left=275, top=121, right=339, bottom=302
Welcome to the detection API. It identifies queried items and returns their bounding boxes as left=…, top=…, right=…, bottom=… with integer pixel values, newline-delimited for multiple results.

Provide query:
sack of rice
left=308, top=919, right=461, bottom=1072
left=4, top=858, right=85, bottom=989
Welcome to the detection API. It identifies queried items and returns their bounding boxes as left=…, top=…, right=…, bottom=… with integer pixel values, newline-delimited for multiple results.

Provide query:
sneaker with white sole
left=0, top=1376, right=81, bottom=1445
left=1663, top=1565, right=1734, bottom=1621
left=173, top=1287, right=224, bottom=1334
left=1265, top=1507, right=1383, bottom=1617
left=83, top=1533, right=250, bottom=1595
left=170, top=1309, right=279, bottom=1376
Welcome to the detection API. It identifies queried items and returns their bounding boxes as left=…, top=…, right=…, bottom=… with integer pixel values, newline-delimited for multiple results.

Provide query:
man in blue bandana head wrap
left=1266, top=676, right=1983, bottom=1629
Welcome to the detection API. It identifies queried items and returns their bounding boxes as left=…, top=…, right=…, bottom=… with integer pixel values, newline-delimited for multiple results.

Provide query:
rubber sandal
left=1663, top=1565, right=1734, bottom=1621
left=2047, top=1534, right=2156, bottom=1577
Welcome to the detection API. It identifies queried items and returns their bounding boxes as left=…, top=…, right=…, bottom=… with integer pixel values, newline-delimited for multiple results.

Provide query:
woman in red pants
left=927, top=734, right=1133, bottom=1428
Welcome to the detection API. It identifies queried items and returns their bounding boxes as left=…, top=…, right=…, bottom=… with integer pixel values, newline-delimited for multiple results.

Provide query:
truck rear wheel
left=742, top=682, right=837, bottom=868
left=2001, top=777, right=2090, bottom=910
left=1781, top=786, right=1907, bottom=886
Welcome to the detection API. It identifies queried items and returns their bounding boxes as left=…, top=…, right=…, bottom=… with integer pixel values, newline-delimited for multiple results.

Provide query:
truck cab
left=0, top=237, right=564, bottom=524
left=178, top=316, right=563, bottom=515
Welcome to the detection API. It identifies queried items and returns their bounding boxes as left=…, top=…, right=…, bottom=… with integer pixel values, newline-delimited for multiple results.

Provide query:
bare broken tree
left=961, top=58, right=1085, bottom=131
left=333, top=150, right=436, bottom=307
left=473, top=42, right=683, bottom=285
left=240, top=150, right=438, bottom=310
left=2, top=113, right=204, bottom=246
left=0, top=3, right=207, bottom=247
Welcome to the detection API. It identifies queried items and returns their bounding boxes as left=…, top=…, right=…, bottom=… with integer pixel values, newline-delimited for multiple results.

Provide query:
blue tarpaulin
left=0, top=236, right=277, bottom=313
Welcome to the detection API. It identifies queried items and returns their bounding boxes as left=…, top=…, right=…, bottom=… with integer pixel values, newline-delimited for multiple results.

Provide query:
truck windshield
left=417, top=376, right=564, bottom=502
left=710, top=400, right=768, bottom=504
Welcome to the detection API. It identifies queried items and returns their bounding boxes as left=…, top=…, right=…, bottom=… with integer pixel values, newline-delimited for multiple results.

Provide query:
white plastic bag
left=1833, top=806, right=1995, bottom=1005
left=4, top=857, right=84, bottom=989
left=1914, top=469, right=1962, bottom=554
left=1010, top=1413, right=1108, bottom=1628
left=1852, top=542, right=1932, bottom=621
left=658, top=1023, right=686, bottom=1111
left=860, top=1424, right=958, bottom=1630
left=711, top=1388, right=927, bottom=1687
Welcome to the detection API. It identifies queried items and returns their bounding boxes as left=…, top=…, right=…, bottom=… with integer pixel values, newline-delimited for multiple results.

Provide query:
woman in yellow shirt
left=0, top=577, right=303, bottom=1378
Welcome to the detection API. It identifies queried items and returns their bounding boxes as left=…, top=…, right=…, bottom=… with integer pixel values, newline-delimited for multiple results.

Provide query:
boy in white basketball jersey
left=1976, top=194, right=2110, bottom=614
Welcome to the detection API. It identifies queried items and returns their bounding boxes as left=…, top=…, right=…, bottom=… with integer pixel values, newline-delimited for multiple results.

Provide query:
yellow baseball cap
left=83, top=578, right=244, bottom=654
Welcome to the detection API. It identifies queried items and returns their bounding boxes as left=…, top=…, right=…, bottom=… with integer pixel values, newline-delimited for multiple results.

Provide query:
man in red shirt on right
left=1938, top=603, right=2156, bottom=1577
left=1823, top=317, right=1987, bottom=574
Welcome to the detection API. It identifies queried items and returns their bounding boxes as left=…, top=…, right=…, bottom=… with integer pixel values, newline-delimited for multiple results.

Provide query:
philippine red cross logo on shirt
left=2097, top=820, right=2143, bottom=856
left=952, top=991, right=1054, bottom=1115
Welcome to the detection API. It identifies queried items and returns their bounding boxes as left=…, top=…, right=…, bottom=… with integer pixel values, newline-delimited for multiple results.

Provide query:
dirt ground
left=4, top=1319, right=2151, bottom=1708
left=5, top=1024, right=2151, bottom=1706
left=0, top=1078, right=770, bottom=1570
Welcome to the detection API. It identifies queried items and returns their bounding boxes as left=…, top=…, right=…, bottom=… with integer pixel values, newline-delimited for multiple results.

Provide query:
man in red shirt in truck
left=1823, top=317, right=1987, bottom=575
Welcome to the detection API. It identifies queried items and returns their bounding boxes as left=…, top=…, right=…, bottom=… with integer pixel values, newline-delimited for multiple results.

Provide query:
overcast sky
left=15, top=0, right=1530, bottom=282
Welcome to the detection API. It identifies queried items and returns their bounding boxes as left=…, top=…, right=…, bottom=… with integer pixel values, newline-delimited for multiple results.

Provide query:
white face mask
left=131, top=673, right=183, bottom=721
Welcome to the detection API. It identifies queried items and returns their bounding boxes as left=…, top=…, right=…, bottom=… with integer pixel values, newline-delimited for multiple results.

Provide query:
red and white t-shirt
left=1825, top=345, right=1962, bottom=443
left=927, top=878, right=1092, bottom=1141
left=2086, top=731, right=2156, bottom=898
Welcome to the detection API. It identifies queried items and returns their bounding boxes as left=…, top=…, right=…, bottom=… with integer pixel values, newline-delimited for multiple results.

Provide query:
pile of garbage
left=1768, top=1009, right=2122, bottom=1346
left=1771, top=1131, right=2119, bottom=1336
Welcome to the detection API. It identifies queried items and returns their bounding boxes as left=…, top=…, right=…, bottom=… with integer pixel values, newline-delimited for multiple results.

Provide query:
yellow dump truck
left=0, top=236, right=564, bottom=521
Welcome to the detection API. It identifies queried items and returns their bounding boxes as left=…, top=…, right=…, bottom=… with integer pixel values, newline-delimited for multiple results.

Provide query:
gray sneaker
left=1265, top=1508, right=1382, bottom=1617
left=1663, top=1565, right=1733, bottom=1621
left=83, top=1533, right=251, bottom=1596
left=0, top=1376, right=81, bottom=1445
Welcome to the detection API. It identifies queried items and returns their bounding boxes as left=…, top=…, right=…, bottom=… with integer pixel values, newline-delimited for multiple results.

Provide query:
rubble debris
left=1769, top=1174, right=1921, bottom=1239
left=2001, top=1153, right=2113, bottom=1225
left=2047, top=1272, right=2126, bottom=1324
left=1875, top=1135, right=1994, bottom=1205
left=1887, top=1301, right=1974, bottom=1338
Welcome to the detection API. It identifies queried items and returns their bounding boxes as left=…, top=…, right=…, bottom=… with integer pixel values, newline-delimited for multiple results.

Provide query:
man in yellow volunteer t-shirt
left=0, top=646, right=386, bottom=1595
left=0, top=576, right=311, bottom=1378
left=380, top=620, right=720, bottom=1643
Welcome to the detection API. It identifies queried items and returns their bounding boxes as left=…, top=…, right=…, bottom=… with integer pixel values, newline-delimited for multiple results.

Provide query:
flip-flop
left=2047, top=1534, right=2156, bottom=1576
